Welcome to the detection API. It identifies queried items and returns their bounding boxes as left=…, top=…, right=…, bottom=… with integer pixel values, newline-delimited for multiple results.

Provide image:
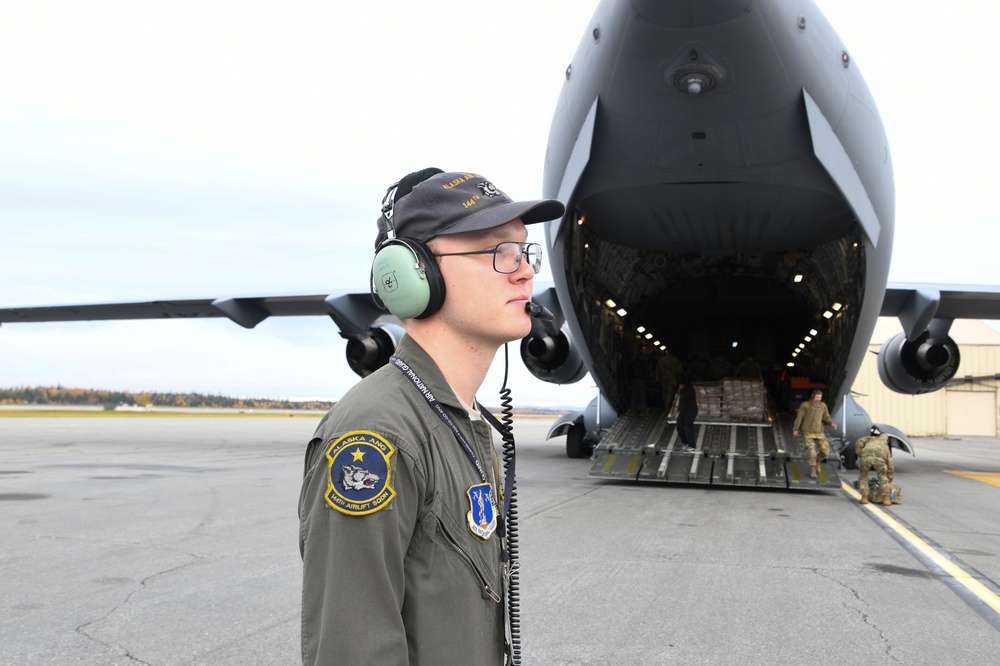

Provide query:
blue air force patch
left=466, top=483, right=497, bottom=540
left=325, top=431, right=396, bottom=516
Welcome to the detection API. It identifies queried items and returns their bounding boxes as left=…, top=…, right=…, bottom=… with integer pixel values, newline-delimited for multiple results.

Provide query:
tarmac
left=2, top=415, right=1000, bottom=664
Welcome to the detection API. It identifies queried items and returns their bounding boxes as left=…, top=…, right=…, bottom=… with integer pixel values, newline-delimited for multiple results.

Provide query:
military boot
left=881, top=485, right=893, bottom=506
left=809, top=463, right=818, bottom=479
left=860, top=495, right=869, bottom=505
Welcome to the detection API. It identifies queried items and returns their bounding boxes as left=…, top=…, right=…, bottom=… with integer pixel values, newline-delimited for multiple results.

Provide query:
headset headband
left=381, top=181, right=400, bottom=240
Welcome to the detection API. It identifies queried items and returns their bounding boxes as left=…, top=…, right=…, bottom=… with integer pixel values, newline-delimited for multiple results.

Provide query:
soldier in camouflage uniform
left=792, top=389, right=837, bottom=478
left=855, top=425, right=895, bottom=506
left=656, top=350, right=683, bottom=411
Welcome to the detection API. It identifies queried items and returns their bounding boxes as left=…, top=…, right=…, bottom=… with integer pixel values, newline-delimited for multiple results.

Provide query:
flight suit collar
left=394, top=334, right=468, bottom=415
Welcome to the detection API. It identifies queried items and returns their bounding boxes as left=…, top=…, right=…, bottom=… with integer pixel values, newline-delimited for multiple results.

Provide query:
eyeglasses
left=433, top=241, right=543, bottom=275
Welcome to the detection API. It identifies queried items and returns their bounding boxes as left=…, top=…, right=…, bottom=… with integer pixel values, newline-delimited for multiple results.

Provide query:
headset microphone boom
left=524, top=301, right=554, bottom=321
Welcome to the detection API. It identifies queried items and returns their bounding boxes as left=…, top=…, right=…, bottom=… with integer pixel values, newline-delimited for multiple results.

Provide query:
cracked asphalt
left=2, top=416, right=999, bottom=664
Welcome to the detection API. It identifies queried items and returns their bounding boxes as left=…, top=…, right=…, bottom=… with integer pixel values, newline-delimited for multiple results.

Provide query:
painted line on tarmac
left=842, top=481, right=1000, bottom=631
left=945, top=470, right=1000, bottom=488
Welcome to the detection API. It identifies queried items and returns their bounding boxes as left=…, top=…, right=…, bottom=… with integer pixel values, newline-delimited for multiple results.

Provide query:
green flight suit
left=299, top=335, right=507, bottom=665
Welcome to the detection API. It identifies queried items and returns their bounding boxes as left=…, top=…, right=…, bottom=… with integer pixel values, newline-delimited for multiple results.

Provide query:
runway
left=2, top=416, right=999, bottom=664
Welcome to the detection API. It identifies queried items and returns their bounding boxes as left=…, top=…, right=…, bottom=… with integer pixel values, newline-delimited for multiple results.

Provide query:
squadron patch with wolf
left=325, top=431, right=396, bottom=516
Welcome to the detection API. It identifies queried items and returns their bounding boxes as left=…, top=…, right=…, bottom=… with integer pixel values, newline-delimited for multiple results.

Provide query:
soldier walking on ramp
left=855, top=426, right=895, bottom=506
left=792, top=389, right=837, bottom=478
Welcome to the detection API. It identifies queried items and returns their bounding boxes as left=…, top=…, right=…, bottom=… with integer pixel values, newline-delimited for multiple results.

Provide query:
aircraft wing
left=881, top=283, right=1000, bottom=339
left=0, top=287, right=577, bottom=381
left=0, top=292, right=414, bottom=377
left=0, top=293, right=391, bottom=335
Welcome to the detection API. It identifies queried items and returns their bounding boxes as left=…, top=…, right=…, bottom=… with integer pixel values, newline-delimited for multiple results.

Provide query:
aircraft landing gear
left=841, top=447, right=858, bottom=470
left=566, top=422, right=591, bottom=458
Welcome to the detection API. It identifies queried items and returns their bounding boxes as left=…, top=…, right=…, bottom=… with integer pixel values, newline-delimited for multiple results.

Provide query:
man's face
left=813, top=393, right=823, bottom=402
left=430, top=219, right=535, bottom=347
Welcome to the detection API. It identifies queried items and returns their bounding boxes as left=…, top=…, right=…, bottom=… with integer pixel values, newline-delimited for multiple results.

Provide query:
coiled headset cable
left=497, top=342, right=522, bottom=665
left=479, top=343, right=522, bottom=664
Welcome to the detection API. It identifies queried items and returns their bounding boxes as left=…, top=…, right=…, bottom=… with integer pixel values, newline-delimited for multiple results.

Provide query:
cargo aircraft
left=4, top=0, right=1000, bottom=489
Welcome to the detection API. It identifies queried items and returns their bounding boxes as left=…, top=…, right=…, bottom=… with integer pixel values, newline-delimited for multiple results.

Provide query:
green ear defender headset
left=370, top=170, right=447, bottom=319
left=371, top=237, right=446, bottom=319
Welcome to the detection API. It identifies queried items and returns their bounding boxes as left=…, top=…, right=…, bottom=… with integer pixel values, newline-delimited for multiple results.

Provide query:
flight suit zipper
left=440, top=519, right=502, bottom=604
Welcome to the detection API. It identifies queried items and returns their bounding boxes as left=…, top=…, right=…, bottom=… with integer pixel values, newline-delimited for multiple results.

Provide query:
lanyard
left=390, top=355, right=513, bottom=555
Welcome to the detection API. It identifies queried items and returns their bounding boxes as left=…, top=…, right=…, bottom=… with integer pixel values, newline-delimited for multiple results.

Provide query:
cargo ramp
left=587, top=379, right=841, bottom=490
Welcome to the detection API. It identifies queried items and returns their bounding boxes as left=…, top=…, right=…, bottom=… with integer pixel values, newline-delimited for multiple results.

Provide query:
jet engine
left=345, top=323, right=405, bottom=377
left=520, top=326, right=587, bottom=384
left=876, top=331, right=961, bottom=395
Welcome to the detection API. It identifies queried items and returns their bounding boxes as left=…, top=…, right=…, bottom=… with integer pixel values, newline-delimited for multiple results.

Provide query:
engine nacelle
left=877, top=331, right=960, bottom=395
left=520, top=327, right=587, bottom=384
left=345, top=323, right=405, bottom=378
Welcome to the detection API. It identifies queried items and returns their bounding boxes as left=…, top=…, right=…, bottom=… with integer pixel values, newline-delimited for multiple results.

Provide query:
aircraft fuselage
left=543, top=0, right=894, bottom=414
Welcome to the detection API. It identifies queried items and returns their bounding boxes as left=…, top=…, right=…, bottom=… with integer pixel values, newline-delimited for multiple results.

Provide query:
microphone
left=525, top=301, right=554, bottom=321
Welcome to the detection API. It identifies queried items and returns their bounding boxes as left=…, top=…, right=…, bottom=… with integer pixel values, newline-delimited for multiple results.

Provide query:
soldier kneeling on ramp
left=855, top=426, right=895, bottom=506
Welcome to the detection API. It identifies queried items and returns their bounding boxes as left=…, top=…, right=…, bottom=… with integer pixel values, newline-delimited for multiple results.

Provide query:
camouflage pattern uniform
left=656, top=352, right=683, bottom=411
left=792, top=398, right=834, bottom=476
left=856, top=434, right=895, bottom=506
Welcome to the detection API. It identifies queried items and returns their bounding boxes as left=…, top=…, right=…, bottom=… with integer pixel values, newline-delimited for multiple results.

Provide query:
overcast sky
left=2, top=1, right=998, bottom=406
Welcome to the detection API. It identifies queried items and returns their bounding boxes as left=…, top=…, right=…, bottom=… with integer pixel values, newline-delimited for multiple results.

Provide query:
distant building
left=851, top=319, right=1000, bottom=437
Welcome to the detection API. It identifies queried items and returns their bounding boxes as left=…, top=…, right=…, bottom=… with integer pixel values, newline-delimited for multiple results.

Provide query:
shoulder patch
left=325, top=431, right=396, bottom=516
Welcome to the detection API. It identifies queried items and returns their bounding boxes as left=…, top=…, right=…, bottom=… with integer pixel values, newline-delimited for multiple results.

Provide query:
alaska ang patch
left=325, top=431, right=396, bottom=516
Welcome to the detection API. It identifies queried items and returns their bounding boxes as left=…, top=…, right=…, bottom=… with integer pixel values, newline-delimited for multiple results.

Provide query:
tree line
left=0, top=386, right=335, bottom=411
